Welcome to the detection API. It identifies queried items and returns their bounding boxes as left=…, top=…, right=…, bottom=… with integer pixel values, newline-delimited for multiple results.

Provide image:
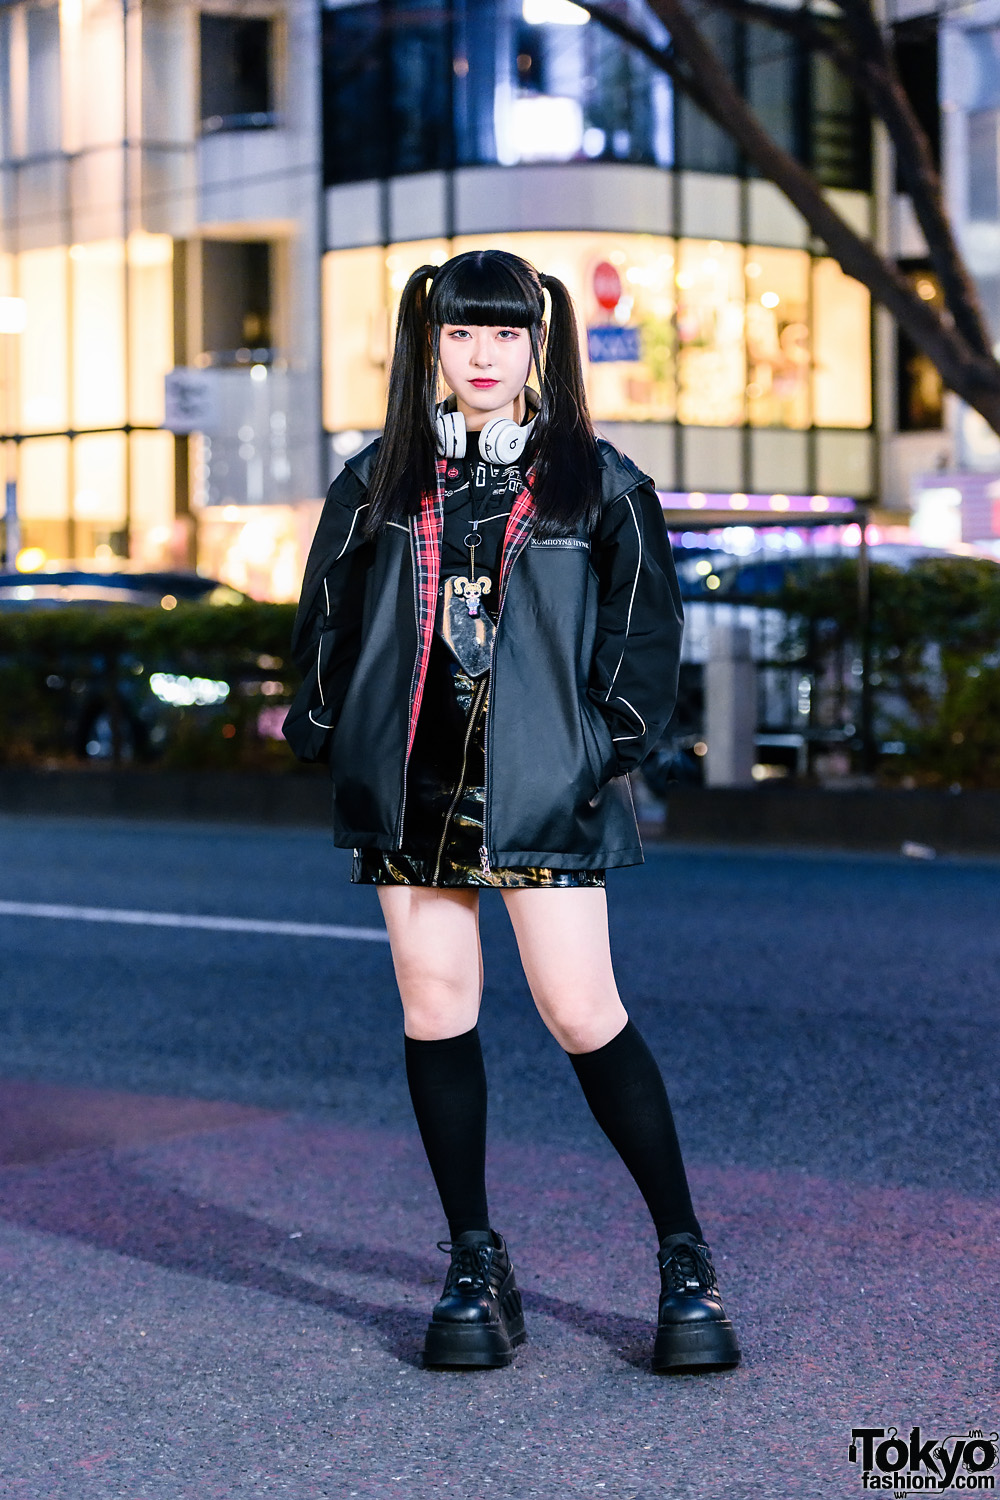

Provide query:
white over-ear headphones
left=435, top=404, right=537, bottom=464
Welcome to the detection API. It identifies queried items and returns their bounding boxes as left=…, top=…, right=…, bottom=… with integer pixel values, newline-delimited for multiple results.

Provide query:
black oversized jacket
left=283, top=437, right=684, bottom=870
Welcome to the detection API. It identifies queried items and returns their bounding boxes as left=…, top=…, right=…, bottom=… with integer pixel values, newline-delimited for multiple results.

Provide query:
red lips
left=470, top=379, right=499, bottom=388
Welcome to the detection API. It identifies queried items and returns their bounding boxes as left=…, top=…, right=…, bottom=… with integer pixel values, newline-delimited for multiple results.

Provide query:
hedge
left=0, top=602, right=303, bottom=771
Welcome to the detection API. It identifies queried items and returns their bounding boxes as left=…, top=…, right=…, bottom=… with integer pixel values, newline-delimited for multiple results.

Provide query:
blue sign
left=587, top=325, right=641, bottom=363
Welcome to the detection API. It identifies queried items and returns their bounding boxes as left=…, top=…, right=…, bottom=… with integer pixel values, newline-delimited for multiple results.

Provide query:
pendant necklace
left=440, top=461, right=496, bottom=678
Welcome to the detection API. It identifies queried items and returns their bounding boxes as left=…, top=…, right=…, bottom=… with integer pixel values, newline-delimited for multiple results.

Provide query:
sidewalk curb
left=2, top=770, right=1000, bottom=854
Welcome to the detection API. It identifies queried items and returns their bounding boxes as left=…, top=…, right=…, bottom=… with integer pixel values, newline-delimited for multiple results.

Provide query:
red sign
left=593, top=260, right=622, bottom=312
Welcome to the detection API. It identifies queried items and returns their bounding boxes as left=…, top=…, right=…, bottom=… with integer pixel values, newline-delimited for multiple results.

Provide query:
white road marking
left=0, top=900, right=389, bottom=943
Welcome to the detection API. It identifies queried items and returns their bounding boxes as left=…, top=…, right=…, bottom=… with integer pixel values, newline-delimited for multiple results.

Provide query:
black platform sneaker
left=422, top=1228, right=526, bottom=1369
left=652, top=1231, right=741, bottom=1372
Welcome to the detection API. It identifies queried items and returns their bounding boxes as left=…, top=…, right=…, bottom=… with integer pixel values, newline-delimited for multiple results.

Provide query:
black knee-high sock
left=568, top=1018, right=703, bottom=1245
left=404, top=1026, right=490, bottom=1241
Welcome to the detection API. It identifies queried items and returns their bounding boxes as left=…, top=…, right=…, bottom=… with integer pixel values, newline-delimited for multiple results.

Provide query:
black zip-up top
left=283, top=436, right=684, bottom=870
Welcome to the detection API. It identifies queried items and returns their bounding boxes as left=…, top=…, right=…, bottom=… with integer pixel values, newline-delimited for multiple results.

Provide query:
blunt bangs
left=427, top=251, right=544, bottom=329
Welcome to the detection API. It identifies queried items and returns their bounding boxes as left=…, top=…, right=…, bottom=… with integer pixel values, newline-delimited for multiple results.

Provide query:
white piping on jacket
left=335, top=500, right=369, bottom=561
left=316, top=499, right=370, bottom=707
left=606, top=492, right=641, bottom=700
left=612, top=694, right=646, bottom=742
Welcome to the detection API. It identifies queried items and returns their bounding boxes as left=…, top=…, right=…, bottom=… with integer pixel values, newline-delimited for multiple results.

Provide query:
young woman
left=284, top=248, right=740, bottom=1375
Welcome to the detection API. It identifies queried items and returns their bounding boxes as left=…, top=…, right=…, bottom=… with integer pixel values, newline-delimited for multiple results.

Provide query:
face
left=436, top=323, right=537, bottom=429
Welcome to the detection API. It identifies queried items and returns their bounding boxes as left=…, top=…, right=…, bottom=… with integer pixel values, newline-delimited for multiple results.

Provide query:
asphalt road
left=0, top=815, right=997, bottom=1500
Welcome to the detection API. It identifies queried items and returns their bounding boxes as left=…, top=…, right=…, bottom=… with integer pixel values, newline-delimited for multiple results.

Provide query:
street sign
left=587, top=325, right=641, bottom=363
left=164, top=368, right=219, bottom=434
left=592, top=260, right=622, bottom=311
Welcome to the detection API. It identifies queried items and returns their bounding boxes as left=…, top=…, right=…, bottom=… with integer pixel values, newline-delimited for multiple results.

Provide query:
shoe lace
left=437, top=1239, right=493, bottom=1293
left=659, top=1239, right=718, bottom=1297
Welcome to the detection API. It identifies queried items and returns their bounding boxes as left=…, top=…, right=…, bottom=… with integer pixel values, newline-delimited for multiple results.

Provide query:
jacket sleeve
left=587, top=478, right=684, bottom=776
left=282, top=463, right=375, bottom=763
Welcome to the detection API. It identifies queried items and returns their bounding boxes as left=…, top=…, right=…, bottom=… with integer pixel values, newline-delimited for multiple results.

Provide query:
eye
left=497, top=328, right=521, bottom=339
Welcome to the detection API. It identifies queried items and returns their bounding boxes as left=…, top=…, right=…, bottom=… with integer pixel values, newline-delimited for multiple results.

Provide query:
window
left=321, top=0, right=673, bottom=184
left=676, top=239, right=745, bottom=426
left=199, top=14, right=275, bottom=134
left=201, top=240, right=273, bottom=361
left=26, top=3, right=62, bottom=156
left=813, top=256, right=871, bottom=428
left=969, top=110, right=1000, bottom=222
left=127, top=233, right=173, bottom=427
left=809, top=52, right=870, bottom=191
left=896, top=264, right=943, bottom=430
left=745, top=18, right=801, bottom=165
left=893, top=16, right=939, bottom=184
left=744, top=248, right=810, bottom=428
left=71, top=239, right=126, bottom=430
left=19, top=246, right=69, bottom=434
left=674, top=11, right=741, bottom=174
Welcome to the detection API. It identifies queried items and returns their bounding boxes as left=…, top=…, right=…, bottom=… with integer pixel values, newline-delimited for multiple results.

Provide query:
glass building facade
left=0, top=0, right=177, bottom=566
left=0, top=0, right=324, bottom=593
left=321, top=0, right=870, bottom=187
left=0, top=0, right=881, bottom=590
left=321, top=0, right=876, bottom=504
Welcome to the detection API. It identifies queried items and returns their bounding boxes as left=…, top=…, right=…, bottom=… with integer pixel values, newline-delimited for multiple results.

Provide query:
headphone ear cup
left=435, top=409, right=467, bottom=458
left=479, top=416, right=535, bottom=465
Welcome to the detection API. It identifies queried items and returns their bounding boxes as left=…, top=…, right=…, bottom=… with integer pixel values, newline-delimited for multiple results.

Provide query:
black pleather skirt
left=351, top=632, right=606, bottom=889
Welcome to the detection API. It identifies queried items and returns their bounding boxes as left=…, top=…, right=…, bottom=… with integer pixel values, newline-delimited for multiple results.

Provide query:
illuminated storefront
left=323, top=229, right=871, bottom=453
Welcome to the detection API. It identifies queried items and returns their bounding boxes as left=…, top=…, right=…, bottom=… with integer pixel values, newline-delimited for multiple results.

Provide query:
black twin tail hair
left=363, top=253, right=603, bottom=541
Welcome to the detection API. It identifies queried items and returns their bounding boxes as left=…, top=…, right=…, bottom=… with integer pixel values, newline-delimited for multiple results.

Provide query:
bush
left=0, top=603, right=304, bottom=771
left=773, top=556, right=1000, bottom=788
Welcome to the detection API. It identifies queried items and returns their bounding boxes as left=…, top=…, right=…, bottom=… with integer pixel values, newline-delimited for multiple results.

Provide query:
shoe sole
left=652, top=1319, right=741, bottom=1372
left=423, top=1277, right=526, bottom=1370
left=423, top=1311, right=526, bottom=1369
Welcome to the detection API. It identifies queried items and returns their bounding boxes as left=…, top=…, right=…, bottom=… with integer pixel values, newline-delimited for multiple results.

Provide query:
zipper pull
left=479, top=845, right=491, bottom=876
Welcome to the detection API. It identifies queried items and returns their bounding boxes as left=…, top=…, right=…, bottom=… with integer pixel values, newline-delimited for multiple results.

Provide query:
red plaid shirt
left=406, top=458, right=536, bottom=759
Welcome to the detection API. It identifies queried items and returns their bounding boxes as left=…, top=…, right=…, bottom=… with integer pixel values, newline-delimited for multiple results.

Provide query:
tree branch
left=701, top=0, right=992, bottom=360
left=580, top=0, right=1000, bottom=426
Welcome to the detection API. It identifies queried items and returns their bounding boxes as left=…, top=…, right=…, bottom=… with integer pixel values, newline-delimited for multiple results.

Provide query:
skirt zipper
left=433, top=675, right=488, bottom=885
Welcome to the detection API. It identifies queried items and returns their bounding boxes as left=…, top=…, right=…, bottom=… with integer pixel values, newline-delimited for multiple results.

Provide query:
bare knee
left=397, top=963, right=481, bottom=1040
left=376, top=888, right=483, bottom=1041
left=536, top=992, right=629, bottom=1055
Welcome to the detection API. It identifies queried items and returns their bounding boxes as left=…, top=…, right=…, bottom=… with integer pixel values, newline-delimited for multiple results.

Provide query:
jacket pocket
left=580, top=694, right=618, bottom=793
left=282, top=627, right=340, bottom=763
left=282, top=677, right=336, bottom=764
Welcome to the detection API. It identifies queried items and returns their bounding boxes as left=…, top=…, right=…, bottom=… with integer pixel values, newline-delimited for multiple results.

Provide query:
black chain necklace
left=455, top=462, right=492, bottom=619
left=438, top=458, right=496, bottom=678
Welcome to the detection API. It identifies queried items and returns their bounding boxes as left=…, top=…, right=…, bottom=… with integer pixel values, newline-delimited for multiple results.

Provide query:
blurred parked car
left=0, top=569, right=246, bottom=611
